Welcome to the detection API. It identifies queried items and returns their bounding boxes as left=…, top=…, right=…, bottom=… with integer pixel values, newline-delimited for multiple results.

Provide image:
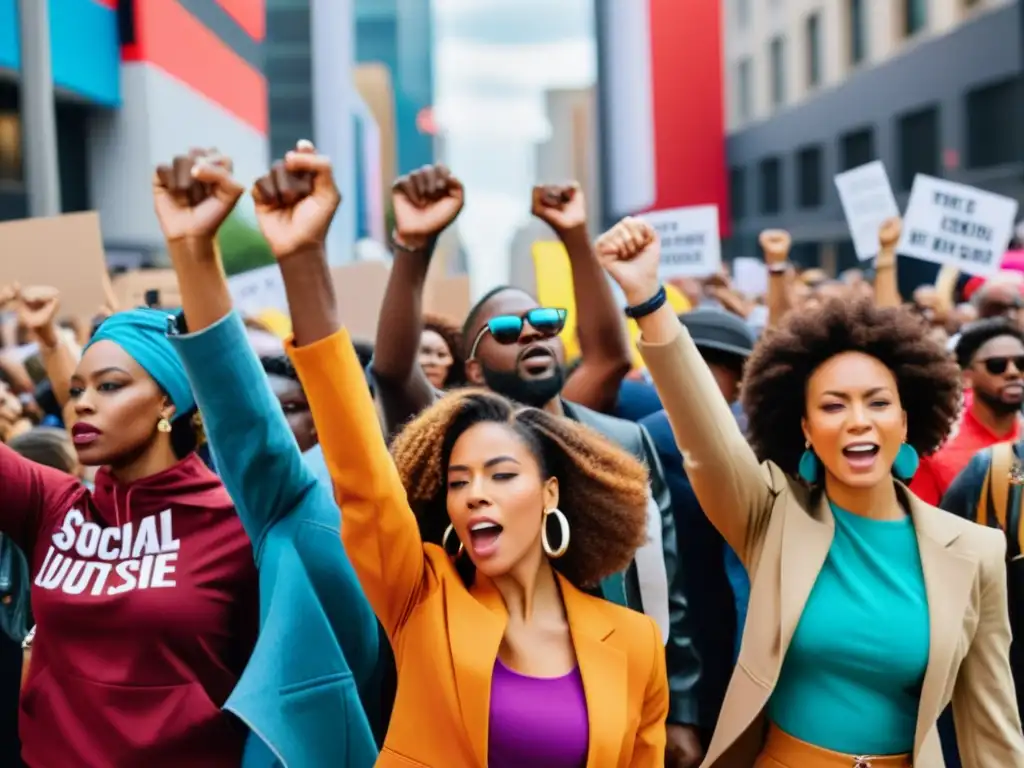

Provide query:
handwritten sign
left=834, top=161, right=900, bottom=261
left=898, top=175, right=1018, bottom=276
left=642, top=205, right=721, bottom=279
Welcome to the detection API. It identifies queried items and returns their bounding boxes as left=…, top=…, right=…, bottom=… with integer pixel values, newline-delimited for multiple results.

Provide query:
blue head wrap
left=85, top=308, right=196, bottom=421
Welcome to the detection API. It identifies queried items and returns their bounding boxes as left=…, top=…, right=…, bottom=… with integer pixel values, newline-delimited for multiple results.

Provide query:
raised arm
left=372, top=165, right=463, bottom=433
left=151, top=150, right=322, bottom=547
left=595, top=217, right=774, bottom=564
left=254, top=145, right=431, bottom=640
left=531, top=184, right=631, bottom=412
left=874, top=218, right=902, bottom=309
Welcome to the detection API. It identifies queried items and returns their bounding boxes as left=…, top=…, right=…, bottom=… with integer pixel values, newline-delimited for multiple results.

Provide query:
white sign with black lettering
left=897, top=175, right=1018, bottom=276
left=834, top=161, right=900, bottom=261
left=642, top=205, right=721, bottom=279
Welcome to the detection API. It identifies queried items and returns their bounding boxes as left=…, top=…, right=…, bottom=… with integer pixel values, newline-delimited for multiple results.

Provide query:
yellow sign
left=531, top=241, right=690, bottom=368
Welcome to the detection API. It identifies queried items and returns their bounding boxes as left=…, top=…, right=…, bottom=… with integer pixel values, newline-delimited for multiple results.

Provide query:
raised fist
left=153, top=149, right=243, bottom=241
left=252, top=139, right=340, bottom=260
left=758, top=229, right=791, bottom=266
left=595, top=216, right=661, bottom=305
left=391, top=164, right=464, bottom=249
left=0, top=284, right=18, bottom=310
left=878, top=217, right=902, bottom=249
left=531, top=183, right=586, bottom=234
left=17, top=285, right=61, bottom=346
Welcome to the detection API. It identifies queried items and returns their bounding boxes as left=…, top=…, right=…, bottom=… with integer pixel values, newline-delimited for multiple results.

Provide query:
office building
left=265, top=0, right=433, bottom=253
left=1, top=0, right=268, bottom=263
left=724, top=0, right=1022, bottom=276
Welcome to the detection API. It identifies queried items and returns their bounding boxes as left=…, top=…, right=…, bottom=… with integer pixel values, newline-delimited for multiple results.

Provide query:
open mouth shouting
left=467, top=518, right=504, bottom=558
left=841, top=441, right=880, bottom=472
left=518, top=344, right=556, bottom=378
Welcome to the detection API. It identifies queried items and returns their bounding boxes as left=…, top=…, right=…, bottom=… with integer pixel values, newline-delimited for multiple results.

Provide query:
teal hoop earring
left=798, top=444, right=819, bottom=484
left=892, top=443, right=920, bottom=480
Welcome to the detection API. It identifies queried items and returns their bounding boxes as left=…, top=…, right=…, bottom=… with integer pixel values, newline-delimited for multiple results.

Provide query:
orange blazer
left=289, top=328, right=669, bottom=768
left=638, top=325, right=1024, bottom=768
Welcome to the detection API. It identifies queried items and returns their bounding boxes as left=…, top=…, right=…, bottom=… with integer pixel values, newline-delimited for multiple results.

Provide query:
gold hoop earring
left=442, top=523, right=464, bottom=558
left=542, top=508, right=570, bottom=559
left=157, top=417, right=172, bottom=434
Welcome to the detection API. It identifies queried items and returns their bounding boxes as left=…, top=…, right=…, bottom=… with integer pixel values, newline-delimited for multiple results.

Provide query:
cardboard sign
left=0, top=212, right=113, bottom=319
left=111, top=269, right=181, bottom=309
left=834, top=161, right=900, bottom=260
left=898, top=174, right=1019, bottom=276
left=227, top=265, right=289, bottom=318
left=641, top=205, right=721, bottom=279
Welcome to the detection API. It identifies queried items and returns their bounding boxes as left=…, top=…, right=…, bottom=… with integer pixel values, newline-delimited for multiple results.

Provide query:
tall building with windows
left=724, top=0, right=1021, bottom=279
left=1, top=0, right=268, bottom=263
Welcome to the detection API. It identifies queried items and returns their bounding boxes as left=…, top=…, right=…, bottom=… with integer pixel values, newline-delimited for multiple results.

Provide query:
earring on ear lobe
left=798, top=441, right=820, bottom=484
left=157, top=417, right=172, bottom=434
left=442, top=523, right=464, bottom=558
left=892, top=443, right=920, bottom=481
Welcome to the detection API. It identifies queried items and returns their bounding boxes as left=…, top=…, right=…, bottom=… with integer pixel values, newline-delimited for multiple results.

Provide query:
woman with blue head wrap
left=5, top=203, right=259, bottom=762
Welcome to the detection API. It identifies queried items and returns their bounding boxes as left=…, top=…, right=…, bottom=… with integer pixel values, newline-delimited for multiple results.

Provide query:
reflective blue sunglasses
left=469, top=307, right=568, bottom=360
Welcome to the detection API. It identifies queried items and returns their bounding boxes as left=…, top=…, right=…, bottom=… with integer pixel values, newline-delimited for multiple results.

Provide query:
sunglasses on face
left=469, top=308, right=568, bottom=360
left=979, top=356, right=1024, bottom=376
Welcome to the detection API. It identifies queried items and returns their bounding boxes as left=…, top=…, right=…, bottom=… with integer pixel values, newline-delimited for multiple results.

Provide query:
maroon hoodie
left=0, top=442, right=258, bottom=768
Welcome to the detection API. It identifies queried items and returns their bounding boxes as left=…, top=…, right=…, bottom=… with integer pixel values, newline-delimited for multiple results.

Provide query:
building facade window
left=737, top=58, right=753, bottom=123
left=847, top=0, right=866, bottom=66
left=966, top=77, right=1020, bottom=169
left=730, top=167, right=747, bottom=220
left=903, top=0, right=927, bottom=37
left=795, top=145, right=823, bottom=209
left=805, top=13, right=822, bottom=89
left=840, top=127, right=875, bottom=171
left=769, top=36, right=786, bottom=109
left=896, top=104, right=940, bottom=190
left=736, top=0, right=749, bottom=29
left=759, top=157, right=782, bottom=215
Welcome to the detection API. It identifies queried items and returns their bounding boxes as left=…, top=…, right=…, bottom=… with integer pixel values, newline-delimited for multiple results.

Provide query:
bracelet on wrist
left=624, top=285, right=667, bottom=319
left=390, top=230, right=432, bottom=254
left=767, top=262, right=789, bottom=276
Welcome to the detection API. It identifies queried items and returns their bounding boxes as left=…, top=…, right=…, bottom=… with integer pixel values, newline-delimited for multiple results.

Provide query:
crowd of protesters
left=0, top=142, right=1023, bottom=768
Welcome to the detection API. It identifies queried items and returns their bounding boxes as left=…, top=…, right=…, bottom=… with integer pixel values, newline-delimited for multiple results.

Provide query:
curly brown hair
left=390, top=388, right=649, bottom=587
left=741, top=298, right=962, bottom=474
left=422, top=312, right=467, bottom=388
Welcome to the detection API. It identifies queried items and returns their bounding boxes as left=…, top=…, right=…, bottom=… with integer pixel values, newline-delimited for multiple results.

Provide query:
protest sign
left=227, top=264, right=289, bottom=318
left=834, top=161, right=900, bottom=260
left=641, top=205, right=721, bottom=279
left=0, top=212, right=113, bottom=319
left=111, top=269, right=181, bottom=309
left=897, top=175, right=1018, bottom=276
left=732, top=257, right=769, bottom=296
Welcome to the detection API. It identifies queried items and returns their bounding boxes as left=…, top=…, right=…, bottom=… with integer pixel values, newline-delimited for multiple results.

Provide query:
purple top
left=488, top=658, right=589, bottom=768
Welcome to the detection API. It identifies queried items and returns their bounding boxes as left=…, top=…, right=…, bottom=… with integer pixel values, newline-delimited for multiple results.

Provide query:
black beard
left=974, top=387, right=1023, bottom=417
left=480, top=363, right=565, bottom=408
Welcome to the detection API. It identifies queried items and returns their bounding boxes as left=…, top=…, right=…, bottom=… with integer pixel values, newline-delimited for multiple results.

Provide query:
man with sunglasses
left=910, top=318, right=1024, bottom=506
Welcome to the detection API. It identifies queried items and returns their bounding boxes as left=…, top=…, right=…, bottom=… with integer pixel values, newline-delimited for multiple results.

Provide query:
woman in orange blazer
left=274, top=147, right=668, bottom=767
left=595, top=216, right=1024, bottom=768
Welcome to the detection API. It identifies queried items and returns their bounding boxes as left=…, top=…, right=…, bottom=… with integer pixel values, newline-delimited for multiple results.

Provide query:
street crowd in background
left=1, top=141, right=1024, bottom=768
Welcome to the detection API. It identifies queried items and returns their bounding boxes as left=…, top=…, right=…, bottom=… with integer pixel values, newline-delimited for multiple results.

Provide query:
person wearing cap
left=640, top=307, right=755, bottom=748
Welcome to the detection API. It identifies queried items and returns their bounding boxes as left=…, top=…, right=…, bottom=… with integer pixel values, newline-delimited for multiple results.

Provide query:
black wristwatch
left=624, top=285, right=667, bottom=319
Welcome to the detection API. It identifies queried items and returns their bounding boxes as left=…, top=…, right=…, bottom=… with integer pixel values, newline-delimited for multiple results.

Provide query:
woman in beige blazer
left=595, top=217, right=1024, bottom=768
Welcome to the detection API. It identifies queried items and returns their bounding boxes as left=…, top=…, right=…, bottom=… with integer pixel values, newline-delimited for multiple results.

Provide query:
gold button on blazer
left=638, top=326, right=1024, bottom=768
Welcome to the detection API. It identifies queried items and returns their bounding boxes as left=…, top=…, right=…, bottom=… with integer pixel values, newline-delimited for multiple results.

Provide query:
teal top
left=768, top=503, right=930, bottom=755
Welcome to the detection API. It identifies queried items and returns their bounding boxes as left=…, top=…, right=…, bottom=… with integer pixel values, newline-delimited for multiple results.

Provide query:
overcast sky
left=431, top=0, right=596, bottom=295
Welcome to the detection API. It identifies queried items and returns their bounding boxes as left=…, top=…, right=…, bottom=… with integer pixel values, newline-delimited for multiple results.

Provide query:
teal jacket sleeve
left=169, top=311, right=378, bottom=676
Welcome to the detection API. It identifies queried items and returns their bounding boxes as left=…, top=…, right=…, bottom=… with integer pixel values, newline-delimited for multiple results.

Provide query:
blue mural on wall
left=0, top=0, right=121, bottom=107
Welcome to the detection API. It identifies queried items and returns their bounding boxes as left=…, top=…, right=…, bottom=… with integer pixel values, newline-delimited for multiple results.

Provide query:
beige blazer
left=639, top=326, right=1024, bottom=768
